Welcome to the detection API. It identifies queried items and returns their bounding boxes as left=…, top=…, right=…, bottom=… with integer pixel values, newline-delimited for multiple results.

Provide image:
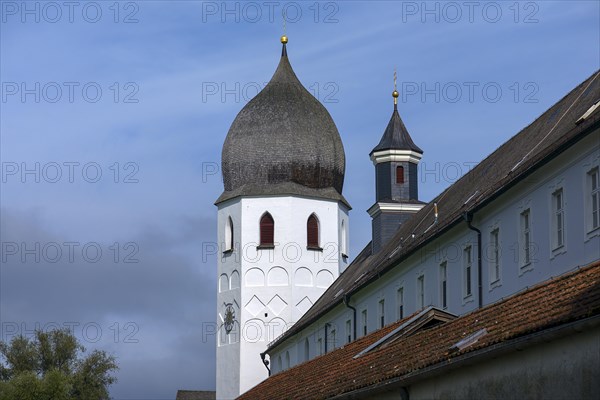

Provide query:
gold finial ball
left=392, top=90, right=399, bottom=98
left=281, top=35, right=288, bottom=44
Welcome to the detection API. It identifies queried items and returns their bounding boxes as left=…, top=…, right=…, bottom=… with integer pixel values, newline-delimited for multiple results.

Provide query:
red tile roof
left=239, top=261, right=600, bottom=400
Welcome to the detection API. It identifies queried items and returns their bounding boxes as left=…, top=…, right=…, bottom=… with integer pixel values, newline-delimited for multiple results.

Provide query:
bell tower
left=215, top=36, right=350, bottom=400
left=369, top=72, right=424, bottom=253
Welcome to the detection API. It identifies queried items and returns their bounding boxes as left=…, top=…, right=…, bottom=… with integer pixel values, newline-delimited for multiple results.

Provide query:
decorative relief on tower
left=244, top=319, right=266, bottom=343
left=296, top=296, right=313, bottom=315
left=316, top=270, right=335, bottom=288
left=219, top=273, right=229, bottom=293
left=268, top=317, right=287, bottom=342
left=267, top=295, right=288, bottom=316
left=267, top=266, right=289, bottom=286
left=230, top=270, right=240, bottom=289
left=245, top=268, right=265, bottom=287
left=245, top=295, right=265, bottom=317
left=294, top=267, right=313, bottom=287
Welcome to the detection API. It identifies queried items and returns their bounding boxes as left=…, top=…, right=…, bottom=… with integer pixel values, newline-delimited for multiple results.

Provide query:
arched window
left=260, top=212, right=274, bottom=246
left=225, top=216, right=234, bottom=251
left=307, top=214, right=319, bottom=248
left=396, top=165, right=405, bottom=184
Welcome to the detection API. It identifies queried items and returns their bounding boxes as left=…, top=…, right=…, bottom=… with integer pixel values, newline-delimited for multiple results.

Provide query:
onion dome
left=216, top=37, right=348, bottom=207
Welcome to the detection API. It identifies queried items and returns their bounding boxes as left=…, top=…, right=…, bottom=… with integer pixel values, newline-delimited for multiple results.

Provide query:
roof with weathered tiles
left=267, top=70, right=600, bottom=351
left=240, top=261, right=600, bottom=400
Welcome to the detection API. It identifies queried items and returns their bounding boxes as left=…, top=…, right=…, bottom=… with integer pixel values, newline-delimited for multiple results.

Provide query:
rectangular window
left=440, top=261, right=447, bottom=309
left=317, top=338, right=323, bottom=356
left=417, top=275, right=425, bottom=309
left=552, top=189, right=565, bottom=249
left=520, top=209, right=531, bottom=267
left=397, top=287, right=404, bottom=319
left=361, top=309, right=368, bottom=337
left=378, top=299, right=385, bottom=328
left=589, top=167, right=600, bottom=231
left=345, top=320, right=352, bottom=343
left=330, top=329, right=336, bottom=350
left=490, top=229, right=500, bottom=283
left=463, top=246, right=472, bottom=297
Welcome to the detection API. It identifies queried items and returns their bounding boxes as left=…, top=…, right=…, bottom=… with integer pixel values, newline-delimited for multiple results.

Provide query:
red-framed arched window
left=307, top=214, right=319, bottom=248
left=396, top=165, right=405, bottom=184
left=260, top=212, right=274, bottom=246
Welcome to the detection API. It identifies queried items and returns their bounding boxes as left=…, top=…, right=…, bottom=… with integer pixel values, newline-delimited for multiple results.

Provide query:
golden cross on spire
left=392, top=68, right=399, bottom=106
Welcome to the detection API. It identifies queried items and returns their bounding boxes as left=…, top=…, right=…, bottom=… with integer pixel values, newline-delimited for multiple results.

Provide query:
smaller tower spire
left=368, top=71, right=425, bottom=253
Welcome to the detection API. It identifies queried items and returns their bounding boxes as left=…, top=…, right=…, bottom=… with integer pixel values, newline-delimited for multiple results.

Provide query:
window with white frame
left=378, top=299, right=385, bottom=328
left=397, top=287, right=404, bottom=319
left=588, top=167, right=599, bottom=232
left=440, top=261, right=447, bottom=309
left=490, top=228, right=501, bottom=284
left=552, top=188, right=565, bottom=249
left=345, top=319, right=352, bottom=343
left=417, top=274, right=425, bottom=309
left=463, top=246, right=473, bottom=298
left=361, top=309, right=368, bottom=336
left=520, top=209, right=532, bottom=267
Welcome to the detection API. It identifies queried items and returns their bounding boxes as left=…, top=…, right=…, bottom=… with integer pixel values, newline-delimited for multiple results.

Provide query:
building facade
left=265, top=70, right=600, bottom=376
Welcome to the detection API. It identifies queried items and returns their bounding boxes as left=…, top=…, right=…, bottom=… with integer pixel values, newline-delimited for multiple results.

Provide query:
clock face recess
left=224, top=303, right=235, bottom=334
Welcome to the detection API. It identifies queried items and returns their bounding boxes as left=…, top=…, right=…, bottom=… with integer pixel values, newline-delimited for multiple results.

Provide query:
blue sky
left=1, top=1, right=598, bottom=398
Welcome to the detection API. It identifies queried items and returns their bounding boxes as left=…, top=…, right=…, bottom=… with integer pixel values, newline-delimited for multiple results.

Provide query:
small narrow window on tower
left=259, top=212, right=274, bottom=247
left=307, top=214, right=320, bottom=249
left=225, top=216, right=234, bottom=252
left=396, top=165, right=405, bottom=184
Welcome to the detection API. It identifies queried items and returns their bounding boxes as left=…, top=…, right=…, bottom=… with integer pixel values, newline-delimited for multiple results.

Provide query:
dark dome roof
left=217, top=44, right=347, bottom=206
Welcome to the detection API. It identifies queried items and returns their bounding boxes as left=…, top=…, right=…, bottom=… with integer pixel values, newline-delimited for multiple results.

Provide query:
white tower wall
left=216, top=195, right=349, bottom=398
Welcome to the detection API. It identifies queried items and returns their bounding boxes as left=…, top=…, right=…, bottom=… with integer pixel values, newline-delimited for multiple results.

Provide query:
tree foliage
left=0, top=329, right=118, bottom=400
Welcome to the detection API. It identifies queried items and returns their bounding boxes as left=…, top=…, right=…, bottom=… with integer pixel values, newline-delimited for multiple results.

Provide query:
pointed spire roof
left=370, top=74, right=423, bottom=155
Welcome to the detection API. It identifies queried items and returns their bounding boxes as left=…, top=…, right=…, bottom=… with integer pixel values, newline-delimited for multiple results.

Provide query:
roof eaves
left=331, top=314, right=600, bottom=400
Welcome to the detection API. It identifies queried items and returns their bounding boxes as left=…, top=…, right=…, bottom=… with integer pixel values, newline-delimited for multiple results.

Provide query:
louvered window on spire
left=396, top=165, right=405, bottom=184
left=307, top=214, right=320, bottom=248
left=260, top=213, right=274, bottom=246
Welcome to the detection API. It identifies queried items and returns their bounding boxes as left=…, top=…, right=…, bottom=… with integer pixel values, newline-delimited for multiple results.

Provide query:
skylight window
left=449, top=328, right=488, bottom=353
left=576, top=99, right=600, bottom=125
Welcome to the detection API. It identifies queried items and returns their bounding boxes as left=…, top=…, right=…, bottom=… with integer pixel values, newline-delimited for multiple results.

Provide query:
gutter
left=343, top=294, right=357, bottom=341
left=260, top=351, right=270, bottom=376
left=331, top=314, right=600, bottom=399
left=464, top=212, right=483, bottom=309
